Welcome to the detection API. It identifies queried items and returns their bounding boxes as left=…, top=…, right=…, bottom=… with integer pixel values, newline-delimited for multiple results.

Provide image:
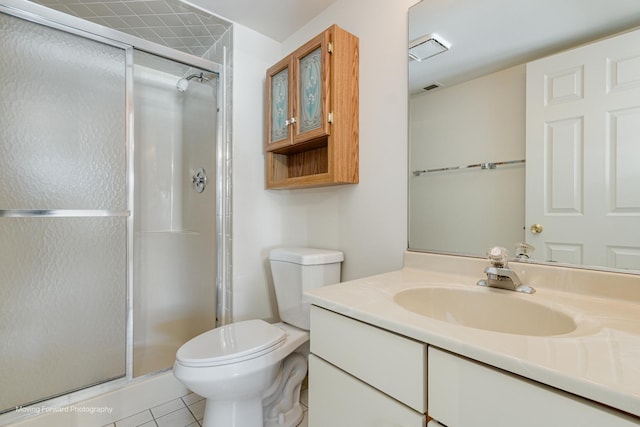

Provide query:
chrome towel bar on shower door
left=0, top=209, right=130, bottom=217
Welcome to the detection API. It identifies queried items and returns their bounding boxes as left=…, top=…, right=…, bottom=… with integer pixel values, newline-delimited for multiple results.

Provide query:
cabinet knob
left=289, top=117, right=296, bottom=125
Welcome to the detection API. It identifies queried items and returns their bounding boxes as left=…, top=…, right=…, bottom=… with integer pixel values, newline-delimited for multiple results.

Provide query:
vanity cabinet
left=265, top=25, right=359, bottom=189
left=309, top=305, right=640, bottom=427
left=308, top=306, right=427, bottom=426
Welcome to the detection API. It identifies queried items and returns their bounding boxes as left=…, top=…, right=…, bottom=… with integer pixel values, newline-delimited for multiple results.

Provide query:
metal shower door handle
left=192, top=168, right=207, bottom=193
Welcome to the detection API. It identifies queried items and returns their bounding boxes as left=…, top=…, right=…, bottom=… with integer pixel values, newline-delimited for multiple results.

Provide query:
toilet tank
left=269, top=247, right=343, bottom=330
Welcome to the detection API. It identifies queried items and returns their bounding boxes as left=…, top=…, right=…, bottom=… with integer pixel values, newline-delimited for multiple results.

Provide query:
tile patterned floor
left=103, top=389, right=308, bottom=427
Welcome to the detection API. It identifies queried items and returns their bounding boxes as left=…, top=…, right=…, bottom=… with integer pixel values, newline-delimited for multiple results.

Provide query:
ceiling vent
left=423, top=83, right=442, bottom=91
left=409, top=33, right=451, bottom=61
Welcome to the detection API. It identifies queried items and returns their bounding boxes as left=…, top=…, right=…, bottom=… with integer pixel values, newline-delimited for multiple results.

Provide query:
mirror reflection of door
left=526, top=28, right=640, bottom=269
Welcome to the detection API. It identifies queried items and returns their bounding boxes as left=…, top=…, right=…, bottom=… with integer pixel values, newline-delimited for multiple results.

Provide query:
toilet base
left=264, top=403, right=303, bottom=427
left=202, top=396, right=263, bottom=427
left=263, top=352, right=307, bottom=427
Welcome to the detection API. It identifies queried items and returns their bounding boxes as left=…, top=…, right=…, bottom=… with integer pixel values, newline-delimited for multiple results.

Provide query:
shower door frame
left=0, top=0, right=229, bottom=422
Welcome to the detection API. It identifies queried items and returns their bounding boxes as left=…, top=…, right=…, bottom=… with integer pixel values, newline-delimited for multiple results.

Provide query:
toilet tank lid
left=269, top=247, right=344, bottom=265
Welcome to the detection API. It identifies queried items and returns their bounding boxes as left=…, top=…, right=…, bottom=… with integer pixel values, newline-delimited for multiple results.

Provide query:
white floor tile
left=115, top=410, right=154, bottom=427
left=187, top=398, right=205, bottom=422
left=181, top=392, right=204, bottom=406
left=112, top=384, right=310, bottom=427
left=150, top=398, right=185, bottom=419
left=155, top=407, right=197, bottom=427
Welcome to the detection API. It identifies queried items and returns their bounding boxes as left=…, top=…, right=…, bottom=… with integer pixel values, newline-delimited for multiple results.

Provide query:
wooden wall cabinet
left=265, top=25, right=359, bottom=189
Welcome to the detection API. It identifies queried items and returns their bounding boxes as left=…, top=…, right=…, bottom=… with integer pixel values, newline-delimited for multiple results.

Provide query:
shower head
left=176, top=72, right=207, bottom=92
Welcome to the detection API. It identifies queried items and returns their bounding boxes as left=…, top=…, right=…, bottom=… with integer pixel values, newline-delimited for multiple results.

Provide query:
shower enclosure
left=0, top=2, right=224, bottom=418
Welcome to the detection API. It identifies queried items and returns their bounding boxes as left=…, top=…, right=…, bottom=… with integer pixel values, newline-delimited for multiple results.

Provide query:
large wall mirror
left=408, top=0, right=640, bottom=273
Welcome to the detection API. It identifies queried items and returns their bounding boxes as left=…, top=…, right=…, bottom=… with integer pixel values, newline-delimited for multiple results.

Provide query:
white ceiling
left=410, top=0, right=640, bottom=94
left=180, top=0, right=338, bottom=41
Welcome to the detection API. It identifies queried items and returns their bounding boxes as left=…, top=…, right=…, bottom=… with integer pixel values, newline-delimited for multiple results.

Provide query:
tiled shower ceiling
left=31, top=0, right=231, bottom=56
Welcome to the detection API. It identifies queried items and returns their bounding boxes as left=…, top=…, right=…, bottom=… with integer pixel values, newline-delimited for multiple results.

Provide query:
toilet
left=173, top=247, right=343, bottom=427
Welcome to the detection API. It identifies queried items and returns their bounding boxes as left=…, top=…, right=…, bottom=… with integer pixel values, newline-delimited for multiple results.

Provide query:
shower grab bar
left=0, top=209, right=130, bottom=218
left=412, top=159, right=525, bottom=176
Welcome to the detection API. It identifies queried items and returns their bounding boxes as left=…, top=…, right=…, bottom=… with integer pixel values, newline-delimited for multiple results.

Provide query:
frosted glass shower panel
left=0, top=11, right=128, bottom=413
left=0, top=217, right=127, bottom=411
left=0, top=12, right=126, bottom=210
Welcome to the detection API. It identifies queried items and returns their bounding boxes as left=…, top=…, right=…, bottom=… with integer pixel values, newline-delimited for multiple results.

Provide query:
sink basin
left=394, top=287, right=577, bottom=336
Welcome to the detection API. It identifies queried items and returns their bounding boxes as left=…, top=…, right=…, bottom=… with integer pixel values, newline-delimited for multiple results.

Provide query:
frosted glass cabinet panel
left=0, top=12, right=127, bottom=413
left=291, top=32, right=331, bottom=144
left=298, top=47, right=323, bottom=134
left=270, top=66, right=290, bottom=143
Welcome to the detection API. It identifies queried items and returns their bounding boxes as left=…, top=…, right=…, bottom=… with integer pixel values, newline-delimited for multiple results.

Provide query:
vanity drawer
left=310, top=305, right=427, bottom=412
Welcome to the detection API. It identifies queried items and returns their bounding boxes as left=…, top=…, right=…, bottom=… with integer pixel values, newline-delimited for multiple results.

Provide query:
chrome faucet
left=477, top=246, right=535, bottom=294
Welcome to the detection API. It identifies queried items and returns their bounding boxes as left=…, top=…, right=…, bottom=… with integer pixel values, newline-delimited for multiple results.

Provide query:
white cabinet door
left=526, top=28, right=640, bottom=269
left=309, top=355, right=426, bottom=427
left=428, top=347, right=639, bottom=427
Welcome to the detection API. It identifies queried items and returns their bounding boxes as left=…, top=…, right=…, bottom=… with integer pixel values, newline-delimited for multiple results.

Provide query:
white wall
left=232, top=0, right=417, bottom=321
left=231, top=24, right=284, bottom=321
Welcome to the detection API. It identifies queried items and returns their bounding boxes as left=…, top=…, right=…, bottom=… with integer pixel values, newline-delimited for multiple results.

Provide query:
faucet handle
left=487, top=246, right=509, bottom=268
left=515, top=242, right=535, bottom=261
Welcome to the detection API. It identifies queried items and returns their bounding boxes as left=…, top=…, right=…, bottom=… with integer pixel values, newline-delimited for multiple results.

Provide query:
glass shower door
left=0, top=12, right=128, bottom=412
left=132, top=51, right=217, bottom=377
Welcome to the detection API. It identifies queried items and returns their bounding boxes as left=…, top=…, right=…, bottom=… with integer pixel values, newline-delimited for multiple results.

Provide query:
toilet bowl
left=173, top=247, right=343, bottom=427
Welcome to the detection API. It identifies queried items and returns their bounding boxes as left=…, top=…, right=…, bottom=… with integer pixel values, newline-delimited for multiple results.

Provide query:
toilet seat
left=176, top=320, right=286, bottom=367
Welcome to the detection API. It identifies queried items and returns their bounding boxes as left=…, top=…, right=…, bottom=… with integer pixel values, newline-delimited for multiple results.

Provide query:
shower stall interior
left=0, top=4, right=223, bottom=418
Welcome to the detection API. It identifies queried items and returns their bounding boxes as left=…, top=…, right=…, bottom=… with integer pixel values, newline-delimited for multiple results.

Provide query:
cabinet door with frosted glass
left=266, top=56, right=293, bottom=152
left=292, top=30, right=331, bottom=145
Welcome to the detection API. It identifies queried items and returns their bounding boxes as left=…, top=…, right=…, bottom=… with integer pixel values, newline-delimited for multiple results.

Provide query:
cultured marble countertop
left=305, top=251, right=640, bottom=418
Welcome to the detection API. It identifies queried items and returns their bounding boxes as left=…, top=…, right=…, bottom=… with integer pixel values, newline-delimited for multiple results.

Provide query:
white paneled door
left=526, top=28, right=640, bottom=270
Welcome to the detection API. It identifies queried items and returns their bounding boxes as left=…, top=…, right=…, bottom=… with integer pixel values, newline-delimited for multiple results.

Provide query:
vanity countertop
left=304, top=251, right=640, bottom=418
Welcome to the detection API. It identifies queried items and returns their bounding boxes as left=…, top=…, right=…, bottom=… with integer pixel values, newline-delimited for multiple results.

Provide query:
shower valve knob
left=192, top=168, right=207, bottom=193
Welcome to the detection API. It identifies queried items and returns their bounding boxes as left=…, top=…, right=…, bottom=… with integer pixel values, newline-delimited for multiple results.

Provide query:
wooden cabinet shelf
left=265, top=25, right=359, bottom=189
